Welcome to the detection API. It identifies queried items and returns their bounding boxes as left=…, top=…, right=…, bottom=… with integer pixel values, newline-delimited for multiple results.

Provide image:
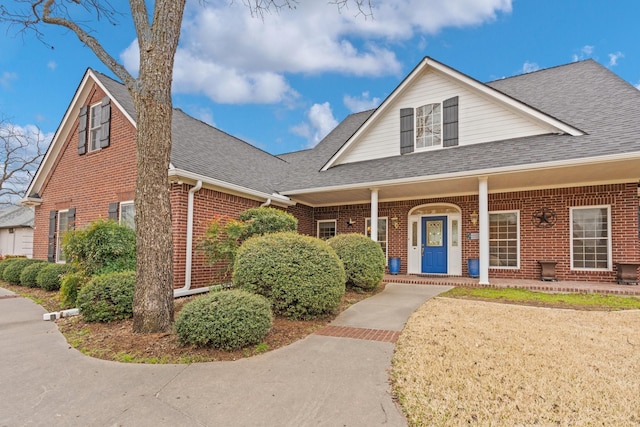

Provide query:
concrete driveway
left=0, top=283, right=450, bottom=427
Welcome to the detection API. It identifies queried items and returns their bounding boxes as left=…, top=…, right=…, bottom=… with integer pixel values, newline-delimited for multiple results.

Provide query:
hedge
left=76, top=271, right=136, bottom=322
left=327, top=233, right=386, bottom=291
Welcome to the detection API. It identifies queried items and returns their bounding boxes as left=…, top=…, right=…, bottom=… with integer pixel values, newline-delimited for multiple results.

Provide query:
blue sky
left=1, top=0, right=638, bottom=156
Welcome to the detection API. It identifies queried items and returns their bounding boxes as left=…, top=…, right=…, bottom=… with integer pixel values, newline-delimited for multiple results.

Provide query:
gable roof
left=320, top=57, right=585, bottom=171
left=0, top=206, right=34, bottom=229
left=277, top=59, right=640, bottom=205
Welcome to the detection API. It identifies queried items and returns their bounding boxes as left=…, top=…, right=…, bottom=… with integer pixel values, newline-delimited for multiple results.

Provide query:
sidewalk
left=0, top=283, right=450, bottom=427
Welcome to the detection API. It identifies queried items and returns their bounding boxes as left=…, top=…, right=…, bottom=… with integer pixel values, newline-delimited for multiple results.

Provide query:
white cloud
left=635, top=81, right=640, bottom=90
left=572, top=45, right=595, bottom=62
left=0, top=71, right=17, bottom=89
left=153, top=0, right=513, bottom=105
left=343, top=91, right=381, bottom=112
left=292, top=102, right=339, bottom=148
left=521, top=61, right=540, bottom=74
left=608, top=51, right=624, bottom=67
left=47, top=61, right=57, bottom=71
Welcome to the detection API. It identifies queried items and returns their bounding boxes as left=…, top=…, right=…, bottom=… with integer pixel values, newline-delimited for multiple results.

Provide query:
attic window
left=89, top=103, right=102, bottom=152
left=416, top=103, right=441, bottom=149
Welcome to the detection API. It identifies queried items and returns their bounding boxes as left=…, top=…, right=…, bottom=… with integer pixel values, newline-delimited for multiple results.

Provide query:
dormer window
left=400, top=96, right=458, bottom=155
left=416, top=103, right=441, bottom=149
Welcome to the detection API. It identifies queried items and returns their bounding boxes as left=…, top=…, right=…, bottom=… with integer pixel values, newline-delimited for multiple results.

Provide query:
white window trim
left=488, top=210, right=520, bottom=269
left=317, top=219, right=337, bottom=240
left=119, top=200, right=135, bottom=230
left=570, top=205, right=612, bottom=271
left=415, top=102, right=442, bottom=152
left=56, top=209, right=69, bottom=263
left=88, top=102, right=102, bottom=152
left=366, top=217, right=389, bottom=262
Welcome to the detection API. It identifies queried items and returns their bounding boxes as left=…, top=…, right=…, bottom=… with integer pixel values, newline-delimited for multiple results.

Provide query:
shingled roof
left=0, top=206, right=34, bottom=229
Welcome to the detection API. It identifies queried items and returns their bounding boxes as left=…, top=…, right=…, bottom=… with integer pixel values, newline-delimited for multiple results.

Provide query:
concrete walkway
left=0, top=283, right=450, bottom=427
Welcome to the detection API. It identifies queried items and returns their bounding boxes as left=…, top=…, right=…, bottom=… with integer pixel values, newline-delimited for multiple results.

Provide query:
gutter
left=174, top=180, right=209, bottom=298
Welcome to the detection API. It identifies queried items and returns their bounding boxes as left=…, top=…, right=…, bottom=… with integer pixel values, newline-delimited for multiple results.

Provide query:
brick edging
left=314, top=325, right=400, bottom=343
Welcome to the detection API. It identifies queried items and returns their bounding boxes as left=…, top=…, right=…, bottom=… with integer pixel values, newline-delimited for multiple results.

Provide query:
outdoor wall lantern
left=470, top=211, right=479, bottom=226
left=391, top=217, right=399, bottom=229
left=346, top=218, right=355, bottom=227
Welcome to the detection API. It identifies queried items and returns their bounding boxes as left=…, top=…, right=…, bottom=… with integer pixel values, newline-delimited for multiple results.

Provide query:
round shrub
left=0, top=258, right=21, bottom=279
left=36, top=263, right=74, bottom=291
left=238, top=207, right=298, bottom=239
left=19, top=261, right=49, bottom=287
left=2, top=258, right=45, bottom=285
left=327, top=233, right=386, bottom=292
left=76, top=271, right=135, bottom=322
left=175, top=289, right=273, bottom=350
left=233, top=232, right=346, bottom=319
left=59, top=272, right=89, bottom=308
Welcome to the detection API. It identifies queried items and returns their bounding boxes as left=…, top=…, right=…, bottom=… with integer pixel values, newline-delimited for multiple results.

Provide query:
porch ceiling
left=286, top=157, right=640, bottom=207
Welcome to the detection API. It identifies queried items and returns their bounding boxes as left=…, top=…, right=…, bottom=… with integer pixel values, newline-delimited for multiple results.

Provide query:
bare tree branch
left=0, top=117, right=47, bottom=206
left=329, top=0, right=374, bottom=19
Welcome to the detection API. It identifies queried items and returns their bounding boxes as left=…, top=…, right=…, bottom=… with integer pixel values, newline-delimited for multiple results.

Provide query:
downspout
left=261, top=198, right=272, bottom=207
left=174, top=180, right=209, bottom=298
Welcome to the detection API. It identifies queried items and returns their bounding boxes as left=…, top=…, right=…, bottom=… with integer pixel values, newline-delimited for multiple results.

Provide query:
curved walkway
left=0, top=283, right=450, bottom=427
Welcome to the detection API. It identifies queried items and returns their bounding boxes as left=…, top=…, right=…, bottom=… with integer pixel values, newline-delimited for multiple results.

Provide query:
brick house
left=23, top=57, right=640, bottom=292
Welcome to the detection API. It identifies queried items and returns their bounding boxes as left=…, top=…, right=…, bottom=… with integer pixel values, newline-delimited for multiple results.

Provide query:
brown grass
left=391, top=297, right=640, bottom=426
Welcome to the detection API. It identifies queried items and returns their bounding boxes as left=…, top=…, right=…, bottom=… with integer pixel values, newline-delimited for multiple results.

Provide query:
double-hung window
left=88, top=103, right=102, bottom=152
left=366, top=217, right=388, bottom=260
left=571, top=206, right=611, bottom=270
left=416, top=103, right=441, bottom=149
left=489, top=211, right=519, bottom=268
left=119, top=201, right=135, bottom=230
left=56, top=209, right=70, bottom=262
left=317, top=220, right=336, bottom=240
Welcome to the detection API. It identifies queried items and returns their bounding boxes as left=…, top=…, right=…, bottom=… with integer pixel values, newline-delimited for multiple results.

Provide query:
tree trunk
left=130, top=0, right=186, bottom=333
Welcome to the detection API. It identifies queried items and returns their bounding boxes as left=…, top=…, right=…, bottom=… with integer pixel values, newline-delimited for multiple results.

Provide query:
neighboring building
left=0, top=205, right=34, bottom=258
left=23, top=57, right=640, bottom=289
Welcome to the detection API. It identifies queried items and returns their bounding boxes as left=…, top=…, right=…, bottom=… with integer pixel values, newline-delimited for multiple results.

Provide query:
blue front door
left=422, top=216, right=447, bottom=274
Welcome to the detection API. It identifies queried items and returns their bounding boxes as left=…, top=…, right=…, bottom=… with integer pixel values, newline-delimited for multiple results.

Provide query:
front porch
left=384, top=274, right=640, bottom=296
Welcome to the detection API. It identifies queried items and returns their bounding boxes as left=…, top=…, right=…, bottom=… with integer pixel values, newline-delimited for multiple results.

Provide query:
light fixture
left=391, top=217, right=399, bottom=229
left=346, top=218, right=355, bottom=227
left=470, top=211, right=479, bottom=226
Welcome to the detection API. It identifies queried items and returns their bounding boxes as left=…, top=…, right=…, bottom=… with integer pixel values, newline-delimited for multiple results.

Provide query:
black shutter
left=443, top=96, right=459, bottom=147
left=400, top=108, right=414, bottom=154
left=78, top=106, right=88, bottom=155
left=108, top=202, right=119, bottom=220
left=99, top=97, right=111, bottom=149
left=67, top=208, right=76, bottom=231
left=48, top=210, right=57, bottom=262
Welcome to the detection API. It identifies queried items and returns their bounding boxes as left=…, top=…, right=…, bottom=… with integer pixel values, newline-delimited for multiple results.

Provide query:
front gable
left=323, top=58, right=583, bottom=170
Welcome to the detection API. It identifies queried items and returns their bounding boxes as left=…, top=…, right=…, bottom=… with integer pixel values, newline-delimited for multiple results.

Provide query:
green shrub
left=199, top=207, right=298, bottom=278
left=237, top=207, right=298, bottom=239
left=233, top=232, right=345, bottom=319
left=2, top=258, right=45, bottom=285
left=36, top=263, right=74, bottom=291
left=59, top=272, right=89, bottom=308
left=327, top=233, right=386, bottom=292
left=0, top=258, right=21, bottom=279
left=19, top=261, right=49, bottom=287
left=76, top=271, right=136, bottom=322
left=63, top=219, right=136, bottom=276
left=175, top=289, right=273, bottom=350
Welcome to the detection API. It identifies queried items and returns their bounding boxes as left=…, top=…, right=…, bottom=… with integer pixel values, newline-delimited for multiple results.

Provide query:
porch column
left=370, top=188, right=379, bottom=241
left=478, top=176, right=490, bottom=285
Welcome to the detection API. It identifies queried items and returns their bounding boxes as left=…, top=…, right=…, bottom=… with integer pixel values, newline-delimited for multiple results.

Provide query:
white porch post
left=370, top=188, right=379, bottom=241
left=478, top=177, right=490, bottom=285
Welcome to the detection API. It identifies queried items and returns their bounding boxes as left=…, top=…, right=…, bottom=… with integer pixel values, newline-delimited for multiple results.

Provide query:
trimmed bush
left=175, top=289, right=273, bottom=350
left=63, top=219, right=136, bottom=276
left=19, top=261, right=49, bottom=287
left=2, top=258, right=45, bottom=285
left=0, top=258, right=21, bottom=279
left=76, top=271, right=136, bottom=322
left=327, top=233, right=386, bottom=292
left=233, top=232, right=345, bottom=319
left=237, top=207, right=298, bottom=239
left=36, top=263, right=74, bottom=291
left=59, top=272, right=89, bottom=308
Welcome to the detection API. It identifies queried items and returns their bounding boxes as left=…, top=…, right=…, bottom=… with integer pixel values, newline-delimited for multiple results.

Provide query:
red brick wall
left=33, top=84, right=137, bottom=261
left=292, top=183, right=639, bottom=283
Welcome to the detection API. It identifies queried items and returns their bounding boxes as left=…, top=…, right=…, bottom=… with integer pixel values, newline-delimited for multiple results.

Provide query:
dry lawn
left=392, top=297, right=640, bottom=426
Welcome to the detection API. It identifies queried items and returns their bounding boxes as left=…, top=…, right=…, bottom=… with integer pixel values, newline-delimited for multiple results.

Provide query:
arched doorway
left=407, top=203, right=462, bottom=275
